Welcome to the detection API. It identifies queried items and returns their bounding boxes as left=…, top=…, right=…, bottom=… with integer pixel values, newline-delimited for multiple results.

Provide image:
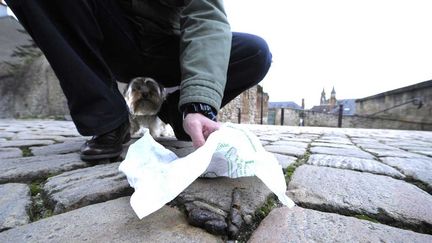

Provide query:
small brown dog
left=123, top=77, right=173, bottom=138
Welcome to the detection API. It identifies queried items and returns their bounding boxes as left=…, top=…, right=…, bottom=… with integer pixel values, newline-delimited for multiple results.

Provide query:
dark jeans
left=6, top=0, right=272, bottom=138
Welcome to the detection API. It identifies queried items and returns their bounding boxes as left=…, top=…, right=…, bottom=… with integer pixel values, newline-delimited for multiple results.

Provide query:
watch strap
left=182, top=103, right=217, bottom=122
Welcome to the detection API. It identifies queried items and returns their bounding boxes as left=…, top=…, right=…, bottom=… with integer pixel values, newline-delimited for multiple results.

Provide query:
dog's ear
left=123, top=81, right=132, bottom=96
left=160, top=85, right=167, bottom=100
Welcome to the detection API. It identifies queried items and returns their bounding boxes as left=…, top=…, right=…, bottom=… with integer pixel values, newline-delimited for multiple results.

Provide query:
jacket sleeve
left=178, top=0, right=232, bottom=112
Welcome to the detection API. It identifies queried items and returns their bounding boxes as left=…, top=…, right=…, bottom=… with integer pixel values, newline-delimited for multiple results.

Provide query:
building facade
left=218, top=85, right=269, bottom=124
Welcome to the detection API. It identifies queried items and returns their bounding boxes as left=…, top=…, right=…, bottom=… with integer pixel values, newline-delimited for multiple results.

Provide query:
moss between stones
left=404, top=177, right=431, bottom=195
left=354, top=214, right=380, bottom=223
left=29, top=181, right=42, bottom=196
left=29, top=180, right=53, bottom=222
left=236, top=195, right=279, bottom=243
left=285, top=148, right=311, bottom=183
left=20, top=146, right=34, bottom=157
left=238, top=138, right=315, bottom=242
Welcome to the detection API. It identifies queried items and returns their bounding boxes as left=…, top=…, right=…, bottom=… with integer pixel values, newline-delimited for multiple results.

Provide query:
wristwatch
left=182, top=103, right=217, bottom=122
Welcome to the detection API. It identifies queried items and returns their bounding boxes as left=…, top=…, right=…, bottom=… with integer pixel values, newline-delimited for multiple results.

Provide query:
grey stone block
left=31, top=140, right=84, bottom=156
left=311, top=146, right=375, bottom=159
left=0, top=197, right=222, bottom=242
left=0, top=139, right=55, bottom=148
left=12, top=133, right=67, bottom=142
left=0, top=148, right=22, bottom=159
left=270, top=141, right=308, bottom=149
left=273, top=153, right=297, bottom=171
left=264, top=145, right=306, bottom=157
left=287, top=165, right=432, bottom=233
left=44, top=162, right=132, bottom=214
left=249, top=207, right=432, bottom=243
left=365, top=148, right=428, bottom=158
left=0, top=153, right=88, bottom=183
left=380, top=157, right=432, bottom=191
left=0, top=183, right=31, bottom=232
left=178, top=177, right=271, bottom=217
left=306, top=154, right=405, bottom=179
left=311, top=142, right=357, bottom=149
left=177, top=177, right=274, bottom=238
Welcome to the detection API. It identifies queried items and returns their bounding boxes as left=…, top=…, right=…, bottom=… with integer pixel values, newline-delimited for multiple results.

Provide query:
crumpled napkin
left=119, top=123, right=295, bottom=219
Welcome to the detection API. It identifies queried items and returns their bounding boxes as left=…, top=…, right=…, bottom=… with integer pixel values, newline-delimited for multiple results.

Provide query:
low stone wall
left=356, top=80, right=432, bottom=124
left=269, top=108, right=432, bottom=131
left=0, top=55, right=69, bottom=119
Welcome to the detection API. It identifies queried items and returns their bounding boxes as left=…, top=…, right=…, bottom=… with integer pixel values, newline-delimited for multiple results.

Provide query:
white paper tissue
left=119, top=123, right=295, bottom=219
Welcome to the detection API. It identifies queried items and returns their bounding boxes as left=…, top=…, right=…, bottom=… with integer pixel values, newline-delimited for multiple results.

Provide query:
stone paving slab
left=249, top=207, right=432, bottom=243
left=310, top=142, right=358, bottom=149
left=314, top=138, right=352, bottom=145
left=355, top=142, right=399, bottom=150
left=175, top=177, right=272, bottom=236
left=268, top=140, right=309, bottom=149
left=0, top=183, right=31, bottom=232
left=257, top=135, right=282, bottom=142
left=380, top=157, right=432, bottom=191
left=273, top=153, right=297, bottom=171
left=178, top=177, right=271, bottom=216
left=264, top=145, right=307, bottom=157
left=2, top=120, right=432, bottom=241
left=310, top=146, right=376, bottom=160
left=364, top=148, right=428, bottom=159
left=383, top=141, right=432, bottom=149
left=279, top=137, right=313, bottom=143
left=0, top=131, right=15, bottom=139
left=0, top=197, right=222, bottom=242
left=43, top=162, right=132, bottom=214
left=0, top=139, right=55, bottom=148
left=0, top=148, right=22, bottom=159
left=0, top=153, right=88, bottom=183
left=30, top=140, right=84, bottom=156
left=287, top=165, right=432, bottom=233
left=11, top=133, right=67, bottom=142
left=306, top=154, right=405, bottom=179
left=410, top=150, right=432, bottom=157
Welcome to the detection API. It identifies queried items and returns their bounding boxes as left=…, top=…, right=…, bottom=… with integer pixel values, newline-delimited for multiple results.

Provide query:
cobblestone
left=287, top=165, right=432, bottom=233
left=1, top=120, right=432, bottom=241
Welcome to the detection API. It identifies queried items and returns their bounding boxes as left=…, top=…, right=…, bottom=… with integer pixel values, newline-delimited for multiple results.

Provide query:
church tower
left=329, top=86, right=337, bottom=108
left=320, top=88, right=326, bottom=105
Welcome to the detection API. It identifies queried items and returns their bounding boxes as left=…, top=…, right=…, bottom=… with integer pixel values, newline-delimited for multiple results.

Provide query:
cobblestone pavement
left=0, top=119, right=432, bottom=242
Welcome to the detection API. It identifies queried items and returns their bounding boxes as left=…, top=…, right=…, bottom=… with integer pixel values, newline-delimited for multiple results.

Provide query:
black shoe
left=80, top=120, right=131, bottom=161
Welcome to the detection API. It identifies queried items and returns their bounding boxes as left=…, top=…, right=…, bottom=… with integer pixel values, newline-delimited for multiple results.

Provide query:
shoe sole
left=80, top=151, right=123, bottom=161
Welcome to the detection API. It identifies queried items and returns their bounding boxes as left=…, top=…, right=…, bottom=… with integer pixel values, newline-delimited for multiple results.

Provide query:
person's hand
left=183, top=113, right=220, bottom=148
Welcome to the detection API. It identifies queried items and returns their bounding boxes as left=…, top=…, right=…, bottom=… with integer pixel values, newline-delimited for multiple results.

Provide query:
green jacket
left=125, top=0, right=232, bottom=112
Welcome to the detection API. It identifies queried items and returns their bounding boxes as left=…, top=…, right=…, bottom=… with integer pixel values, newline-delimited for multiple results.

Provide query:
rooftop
left=269, top=101, right=302, bottom=110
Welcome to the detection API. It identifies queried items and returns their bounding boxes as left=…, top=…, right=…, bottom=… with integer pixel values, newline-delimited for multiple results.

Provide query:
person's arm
left=178, top=0, right=231, bottom=147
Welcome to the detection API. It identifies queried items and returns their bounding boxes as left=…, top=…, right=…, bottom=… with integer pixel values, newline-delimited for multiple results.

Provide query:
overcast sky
left=225, top=0, right=432, bottom=108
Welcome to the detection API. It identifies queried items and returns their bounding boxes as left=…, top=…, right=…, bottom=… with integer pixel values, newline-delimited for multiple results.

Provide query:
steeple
left=330, top=86, right=337, bottom=107
left=320, top=88, right=326, bottom=105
